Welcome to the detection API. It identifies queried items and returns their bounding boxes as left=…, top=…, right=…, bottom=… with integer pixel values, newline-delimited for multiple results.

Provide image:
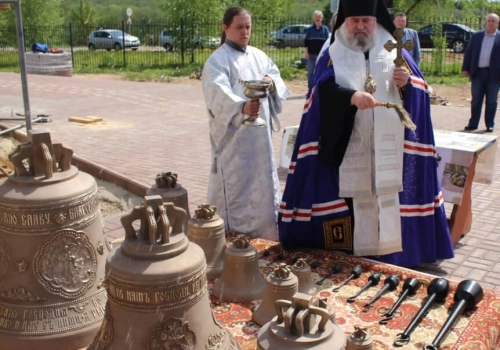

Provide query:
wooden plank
left=0, top=156, right=14, bottom=179
left=68, top=116, right=103, bottom=124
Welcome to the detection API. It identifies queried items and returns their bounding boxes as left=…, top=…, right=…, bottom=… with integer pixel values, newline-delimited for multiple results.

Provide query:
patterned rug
left=210, top=236, right=500, bottom=350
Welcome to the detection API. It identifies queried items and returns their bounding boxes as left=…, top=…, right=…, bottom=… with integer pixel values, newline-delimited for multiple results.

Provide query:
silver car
left=88, top=29, right=140, bottom=51
left=271, top=24, right=309, bottom=48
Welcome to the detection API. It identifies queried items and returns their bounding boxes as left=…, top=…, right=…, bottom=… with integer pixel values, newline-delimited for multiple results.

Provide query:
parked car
left=88, top=29, right=140, bottom=51
left=158, top=30, right=220, bottom=51
left=417, top=23, right=476, bottom=53
left=270, top=24, right=309, bottom=48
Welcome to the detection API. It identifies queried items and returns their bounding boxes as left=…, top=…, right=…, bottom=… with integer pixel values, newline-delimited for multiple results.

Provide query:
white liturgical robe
left=328, top=24, right=405, bottom=256
left=202, top=43, right=290, bottom=240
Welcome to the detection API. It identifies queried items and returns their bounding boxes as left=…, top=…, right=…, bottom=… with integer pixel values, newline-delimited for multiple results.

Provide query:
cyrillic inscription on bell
left=0, top=129, right=109, bottom=350
left=188, top=204, right=226, bottom=280
left=146, top=171, right=191, bottom=229
left=90, top=195, right=240, bottom=350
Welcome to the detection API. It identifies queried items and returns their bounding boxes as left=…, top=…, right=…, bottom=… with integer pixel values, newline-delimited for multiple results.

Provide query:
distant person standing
left=393, top=12, right=421, bottom=66
left=318, top=12, right=338, bottom=60
left=462, top=13, right=500, bottom=133
left=304, top=10, right=330, bottom=92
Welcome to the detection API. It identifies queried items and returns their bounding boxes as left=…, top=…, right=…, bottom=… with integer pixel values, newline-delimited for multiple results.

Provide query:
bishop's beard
left=337, top=24, right=376, bottom=53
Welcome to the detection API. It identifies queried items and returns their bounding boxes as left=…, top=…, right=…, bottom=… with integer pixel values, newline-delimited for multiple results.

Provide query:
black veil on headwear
left=330, top=0, right=396, bottom=44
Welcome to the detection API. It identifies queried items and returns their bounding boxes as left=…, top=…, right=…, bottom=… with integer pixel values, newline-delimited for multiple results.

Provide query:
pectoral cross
left=384, top=28, right=414, bottom=67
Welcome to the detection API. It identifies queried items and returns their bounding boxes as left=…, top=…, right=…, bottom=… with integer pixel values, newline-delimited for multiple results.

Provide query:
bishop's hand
left=351, top=91, right=377, bottom=110
left=393, top=66, right=410, bottom=88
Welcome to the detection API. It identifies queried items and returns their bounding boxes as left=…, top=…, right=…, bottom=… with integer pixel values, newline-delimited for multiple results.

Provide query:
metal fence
left=0, top=17, right=488, bottom=75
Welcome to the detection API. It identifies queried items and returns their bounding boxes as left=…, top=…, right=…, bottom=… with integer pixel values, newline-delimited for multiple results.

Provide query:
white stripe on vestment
left=297, top=142, right=319, bottom=159
left=400, top=192, right=443, bottom=217
left=434, top=191, right=444, bottom=207
left=404, top=140, right=436, bottom=157
left=410, top=76, right=429, bottom=93
left=279, top=200, right=348, bottom=222
left=303, top=90, right=315, bottom=114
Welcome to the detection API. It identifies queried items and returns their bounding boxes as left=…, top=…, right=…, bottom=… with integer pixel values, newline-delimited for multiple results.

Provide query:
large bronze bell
left=0, top=130, right=109, bottom=350
left=253, top=263, right=298, bottom=326
left=213, top=235, right=266, bottom=302
left=146, top=171, right=191, bottom=228
left=90, top=195, right=240, bottom=350
left=187, top=204, right=226, bottom=280
left=257, top=293, right=347, bottom=350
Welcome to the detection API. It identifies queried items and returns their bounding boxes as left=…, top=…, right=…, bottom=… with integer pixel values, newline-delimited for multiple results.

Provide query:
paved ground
left=1, top=72, right=499, bottom=292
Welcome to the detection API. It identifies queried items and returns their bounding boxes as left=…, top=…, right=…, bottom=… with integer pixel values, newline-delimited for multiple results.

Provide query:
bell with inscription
left=257, top=293, right=347, bottom=350
left=0, top=130, right=109, bottom=350
left=89, top=195, right=240, bottom=350
left=187, top=204, right=226, bottom=280
left=213, top=235, right=266, bottom=302
left=146, top=171, right=191, bottom=228
left=252, top=263, right=298, bottom=326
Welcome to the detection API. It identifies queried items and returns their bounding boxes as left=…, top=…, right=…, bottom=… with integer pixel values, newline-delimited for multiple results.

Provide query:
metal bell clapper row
left=393, top=278, right=483, bottom=349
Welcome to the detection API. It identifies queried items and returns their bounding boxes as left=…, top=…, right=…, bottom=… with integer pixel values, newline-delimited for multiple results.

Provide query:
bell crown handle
left=121, top=195, right=187, bottom=244
left=9, top=129, right=72, bottom=179
left=232, top=235, right=251, bottom=249
left=194, top=204, right=217, bottom=220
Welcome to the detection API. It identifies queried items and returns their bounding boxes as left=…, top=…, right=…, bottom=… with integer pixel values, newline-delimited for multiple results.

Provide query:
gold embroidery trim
left=323, top=217, right=352, bottom=250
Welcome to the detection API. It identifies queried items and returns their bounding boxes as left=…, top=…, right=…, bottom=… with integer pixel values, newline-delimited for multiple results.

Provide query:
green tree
left=71, top=0, right=97, bottom=26
left=0, top=0, right=64, bottom=47
left=239, top=0, right=295, bottom=19
left=21, top=0, right=63, bottom=27
left=158, top=0, right=230, bottom=26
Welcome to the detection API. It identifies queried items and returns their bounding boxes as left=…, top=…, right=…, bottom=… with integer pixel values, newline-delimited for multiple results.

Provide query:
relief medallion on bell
left=34, top=229, right=97, bottom=299
left=148, top=316, right=197, bottom=350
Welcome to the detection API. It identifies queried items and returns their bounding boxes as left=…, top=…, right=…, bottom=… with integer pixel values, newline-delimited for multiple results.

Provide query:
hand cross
left=384, top=28, right=414, bottom=67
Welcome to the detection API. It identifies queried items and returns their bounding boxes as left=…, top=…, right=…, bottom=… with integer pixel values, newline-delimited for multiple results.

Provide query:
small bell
left=253, top=263, right=298, bottom=326
left=188, top=204, right=226, bottom=280
left=291, top=258, right=317, bottom=295
left=346, top=327, right=373, bottom=350
left=257, top=293, right=347, bottom=350
left=212, top=235, right=266, bottom=302
left=146, top=171, right=191, bottom=229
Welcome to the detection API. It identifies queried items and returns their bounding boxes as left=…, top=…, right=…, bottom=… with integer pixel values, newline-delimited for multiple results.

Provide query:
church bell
left=252, top=263, right=298, bottom=326
left=187, top=204, right=226, bottom=280
left=89, top=195, right=240, bottom=350
left=212, top=235, right=266, bottom=302
left=291, top=258, right=317, bottom=295
left=257, top=293, right=347, bottom=350
left=0, top=130, right=109, bottom=350
left=146, top=171, right=191, bottom=228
